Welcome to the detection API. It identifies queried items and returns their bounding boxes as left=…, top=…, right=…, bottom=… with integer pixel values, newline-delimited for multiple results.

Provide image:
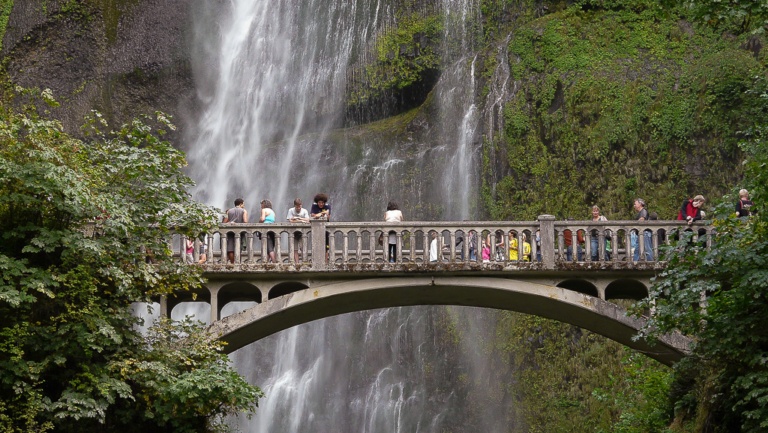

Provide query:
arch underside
left=208, top=276, right=690, bottom=366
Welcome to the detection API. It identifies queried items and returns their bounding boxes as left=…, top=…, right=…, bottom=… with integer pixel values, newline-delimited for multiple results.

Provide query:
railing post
left=538, top=215, right=556, bottom=269
left=311, top=219, right=327, bottom=270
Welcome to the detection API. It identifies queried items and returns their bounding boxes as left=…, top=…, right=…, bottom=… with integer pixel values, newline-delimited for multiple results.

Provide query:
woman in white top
left=384, top=201, right=404, bottom=263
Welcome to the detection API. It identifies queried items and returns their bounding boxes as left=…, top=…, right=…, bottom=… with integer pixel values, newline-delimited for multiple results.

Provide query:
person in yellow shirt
left=509, top=230, right=519, bottom=261
left=522, top=233, right=532, bottom=262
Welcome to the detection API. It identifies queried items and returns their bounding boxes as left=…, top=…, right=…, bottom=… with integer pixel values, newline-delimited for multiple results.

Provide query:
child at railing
left=509, top=230, right=519, bottom=261
left=185, top=238, right=194, bottom=264
left=522, top=233, right=531, bottom=262
left=482, top=239, right=491, bottom=263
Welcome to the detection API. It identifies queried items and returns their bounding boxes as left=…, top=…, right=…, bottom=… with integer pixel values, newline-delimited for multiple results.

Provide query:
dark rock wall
left=3, top=0, right=195, bottom=142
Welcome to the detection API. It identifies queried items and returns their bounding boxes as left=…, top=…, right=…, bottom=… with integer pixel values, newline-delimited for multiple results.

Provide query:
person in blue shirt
left=259, top=199, right=276, bottom=262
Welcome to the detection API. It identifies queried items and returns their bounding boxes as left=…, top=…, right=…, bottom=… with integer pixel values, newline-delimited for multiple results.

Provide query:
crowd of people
left=190, top=189, right=755, bottom=265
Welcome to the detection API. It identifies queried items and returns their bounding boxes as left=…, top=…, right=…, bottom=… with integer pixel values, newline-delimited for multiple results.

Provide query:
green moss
left=0, top=0, right=13, bottom=52
left=348, top=13, right=442, bottom=106
left=85, top=0, right=141, bottom=43
left=486, top=3, right=767, bottom=220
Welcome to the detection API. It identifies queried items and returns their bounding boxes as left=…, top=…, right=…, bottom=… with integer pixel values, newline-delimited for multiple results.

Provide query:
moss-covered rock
left=481, top=2, right=766, bottom=221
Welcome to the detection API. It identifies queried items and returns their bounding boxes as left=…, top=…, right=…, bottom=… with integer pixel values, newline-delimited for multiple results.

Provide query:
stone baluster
left=354, top=229, right=362, bottom=262
left=233, top=230, right=241, bottom=264
left=275, top=230, right=283, bottom=263
left=342, top=231, right=349, bottom=263
left=409, top=227, right=416, bottom=262
left=395, top=230, right=402, bottom=263
left=193, top=237, right=201, bottom=263
left=246, top=232, right=254, bottom=263
left=220, top=230, right=228, bottom=264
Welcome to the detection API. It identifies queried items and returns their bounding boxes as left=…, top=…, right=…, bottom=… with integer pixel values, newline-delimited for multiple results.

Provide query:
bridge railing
left=172, top=215, right=712, bottom=270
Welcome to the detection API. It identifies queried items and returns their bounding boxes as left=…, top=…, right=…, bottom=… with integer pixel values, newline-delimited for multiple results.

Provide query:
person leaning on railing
left=681, top=195, right=705, bottom=225
left=286, top=198, right=310, bottom=264
left=310, top=193, right=331, bottom=259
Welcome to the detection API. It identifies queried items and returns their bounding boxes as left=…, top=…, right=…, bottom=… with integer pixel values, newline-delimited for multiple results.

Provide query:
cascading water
left=434, top=0, right=481, bottom=220
left=183, top=0, right=513, bottom=431
left=187, top=0, right=390, bottom=210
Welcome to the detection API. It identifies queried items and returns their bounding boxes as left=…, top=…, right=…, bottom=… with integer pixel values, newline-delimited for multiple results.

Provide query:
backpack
left=677, top=199, right=690, bottom=220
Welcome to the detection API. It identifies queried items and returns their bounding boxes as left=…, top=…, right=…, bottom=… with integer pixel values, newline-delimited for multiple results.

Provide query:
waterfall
left=183, top=0, right=512, bottom=431
left=435, top=0, right=481, bottom=220
left=187, top=0, right=389, bottom=211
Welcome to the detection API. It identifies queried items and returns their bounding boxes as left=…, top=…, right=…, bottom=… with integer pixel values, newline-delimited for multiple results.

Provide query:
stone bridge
left=165, top=216, right=711, bottom=365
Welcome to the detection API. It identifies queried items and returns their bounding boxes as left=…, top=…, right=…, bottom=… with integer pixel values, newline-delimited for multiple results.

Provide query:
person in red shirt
left=681, top=195, right=705, bottom=225
left=563, top=225, right=584, bottom=261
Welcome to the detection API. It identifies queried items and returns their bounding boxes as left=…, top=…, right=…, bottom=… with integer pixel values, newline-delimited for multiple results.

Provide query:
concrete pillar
left=311, top=219, right=327, bottom=270
left=159, top=295, right=168, bottom=318
left=538, top=215, right=556, bottom=270
left=209, top=285, right=221, bottom=323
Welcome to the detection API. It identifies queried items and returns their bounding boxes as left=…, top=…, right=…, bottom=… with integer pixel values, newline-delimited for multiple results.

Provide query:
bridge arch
left=605, top=279, right=648, bottom=301
left=216, top=282, right=262, bottom=320
left=208, top=276, right=689, bottom=365
left=268, top=281, right=310, bottom=299
left=555, top=279, right=599, bottom=298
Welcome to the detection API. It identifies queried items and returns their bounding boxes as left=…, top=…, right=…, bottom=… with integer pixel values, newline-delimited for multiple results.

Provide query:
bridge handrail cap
left=537, top=215, right=556, bottom=221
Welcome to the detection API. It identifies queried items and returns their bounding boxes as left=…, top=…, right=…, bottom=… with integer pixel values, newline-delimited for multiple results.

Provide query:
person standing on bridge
left=384, top=201, right=404, bottom=263
left=563, top=220, right=584, bottom=261
left=509, top=230, right=519, bottom=261
left=590, top=205, right=610, bottom=261
left=259, top=199, right=277, bottom=263
left=311, top=193, right=331, bottom=258
left=631, top=198, right=653, bottom=262
left=522, top=233, right=532, bottom=262
left=736, top=189, right=754, bottom=217
left=429, top=231, right=440, bottom=262
left=287, top=198, right=310, bottom=264
left=223, top=198, right=248, bottom=263
left=467, top=230, right=477, bottom=261
left=481, top=237, right=491, bottom=263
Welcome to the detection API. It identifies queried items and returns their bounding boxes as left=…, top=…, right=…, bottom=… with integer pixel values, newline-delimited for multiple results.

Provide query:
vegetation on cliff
left=482, top=0, right=766, bottom=221
left=634, top=78, right=768, bottom=432
left=471, top=1, right=768, bottom=432
left=0, top=89, right=262, bottom=433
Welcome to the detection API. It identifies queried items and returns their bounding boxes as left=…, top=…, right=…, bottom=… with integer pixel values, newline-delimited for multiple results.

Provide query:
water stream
left=182, top=0, right=516, bottom=430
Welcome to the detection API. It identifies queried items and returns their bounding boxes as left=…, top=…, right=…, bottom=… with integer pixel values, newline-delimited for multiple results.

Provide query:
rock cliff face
left=3, top=0, right=195, bottom=143
left=3, top=0, right=764, bottom=220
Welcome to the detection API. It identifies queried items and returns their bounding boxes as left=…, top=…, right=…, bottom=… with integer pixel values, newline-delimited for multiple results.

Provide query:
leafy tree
left=634, top=79, right=768, bottom=432
left=0, top=88, right=263, bottom=433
